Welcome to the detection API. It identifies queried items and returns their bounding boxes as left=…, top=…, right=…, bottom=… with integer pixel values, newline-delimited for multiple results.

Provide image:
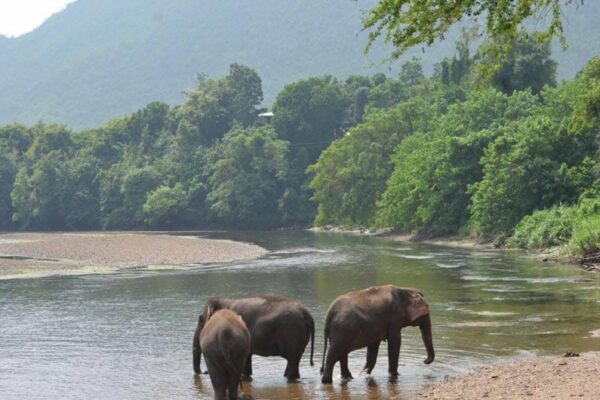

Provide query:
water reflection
left=1, top=230, right=599, bottom=399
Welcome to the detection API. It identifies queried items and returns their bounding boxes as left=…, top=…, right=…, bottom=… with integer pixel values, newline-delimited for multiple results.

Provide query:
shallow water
left=1, top=230, right=599, bottom=399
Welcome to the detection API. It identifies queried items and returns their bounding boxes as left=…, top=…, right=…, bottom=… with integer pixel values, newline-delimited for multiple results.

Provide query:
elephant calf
left=320, top=284, right=434, bottom=383
left=194, top=296, right=315, bottom=381
left=199, top=308, right=250, bottom=400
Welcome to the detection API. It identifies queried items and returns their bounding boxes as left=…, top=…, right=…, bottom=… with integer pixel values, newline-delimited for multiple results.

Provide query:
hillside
left=0, top=0, right=598, bottom=129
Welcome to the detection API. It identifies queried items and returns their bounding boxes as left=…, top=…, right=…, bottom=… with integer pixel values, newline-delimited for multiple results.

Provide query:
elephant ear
left=204, top=304, right=216, bottom=321
left=408, top=293, right=429, bottom=323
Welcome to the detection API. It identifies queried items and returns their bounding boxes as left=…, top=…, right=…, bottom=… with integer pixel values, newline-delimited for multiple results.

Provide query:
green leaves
left=207, top=126, right=288, bottom=225
left=363, top=0, right=574, bottom=64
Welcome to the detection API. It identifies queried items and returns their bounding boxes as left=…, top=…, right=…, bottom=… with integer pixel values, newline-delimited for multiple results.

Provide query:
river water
left=1, top=231, right=599, bottom=399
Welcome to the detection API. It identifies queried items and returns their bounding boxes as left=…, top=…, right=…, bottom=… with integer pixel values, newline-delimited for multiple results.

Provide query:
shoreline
left=311, top=226, right=600, bottom=271
left=0, top=232, right=267, bottom=279
left=418, top=352, right=600, bottom=399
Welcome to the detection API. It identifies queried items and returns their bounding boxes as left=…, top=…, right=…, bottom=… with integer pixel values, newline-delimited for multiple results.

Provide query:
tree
left=470, top=114, right=597, bottom=236
left=143, top=184, right=189, bottom=228
left=226, top=63, right=263, bottom=126
left=377, top=89, right=538, bottom=235
left=207, top=126, right=288, bottom=226
left=272, top=76, right=348, bottom=223
left=11, top=151, right=69, bottom=229
left=481, top=32, right=557, bottom=94
left=0, top=147, right=16, bottom=229
left=309, top=94, right=438, bottom=227
left=363, top=0, right=581, bottom=60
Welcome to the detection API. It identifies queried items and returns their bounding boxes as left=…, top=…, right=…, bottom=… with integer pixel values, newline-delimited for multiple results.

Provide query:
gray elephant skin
left=199, top=308, right=250, bottom=400
left=320, top=284, right=435, bottom=383
left=193, top=296, right=315, bottom=381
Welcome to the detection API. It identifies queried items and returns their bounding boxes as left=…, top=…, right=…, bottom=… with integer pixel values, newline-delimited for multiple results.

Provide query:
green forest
left=1, top=32, right=599, bottom=260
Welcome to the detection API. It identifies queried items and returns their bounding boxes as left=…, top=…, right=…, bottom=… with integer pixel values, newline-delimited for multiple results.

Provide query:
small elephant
left=194, top=296, right=315, bottom=381
left=320, top=284, right=434, bottom=383
left=199, top=308, right=250, bottom=400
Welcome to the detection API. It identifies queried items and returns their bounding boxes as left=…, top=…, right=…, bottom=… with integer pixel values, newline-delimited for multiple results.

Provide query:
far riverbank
left=311, top=225, right=600, bottom=272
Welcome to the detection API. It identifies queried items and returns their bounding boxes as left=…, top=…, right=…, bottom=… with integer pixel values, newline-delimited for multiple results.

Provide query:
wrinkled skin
left=194, top=296, right=315, bottom=381
left=320, top=285, right=434, bottom=384
left=199, top=309, right=250, bottom=400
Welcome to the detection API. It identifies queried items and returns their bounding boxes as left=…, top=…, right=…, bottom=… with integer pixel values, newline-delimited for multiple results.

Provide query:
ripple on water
left=447, top=321, right=515, bottom=328
left=462, top=275, right=581, bottom=284
left=435, top=262, right=465, bottom=269
left=455, top=309, right=519, bottom=317
left=395, top=254, right=435, bottom=260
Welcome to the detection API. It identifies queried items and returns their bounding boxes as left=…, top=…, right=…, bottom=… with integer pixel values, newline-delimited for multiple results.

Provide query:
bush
left=508, top=205, right=577, bottom=249
left=567, top=214, right=600, bottom=257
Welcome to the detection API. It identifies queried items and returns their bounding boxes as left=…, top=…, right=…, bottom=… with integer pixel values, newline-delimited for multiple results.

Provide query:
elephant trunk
left=419, top=314, right=435, bottom=364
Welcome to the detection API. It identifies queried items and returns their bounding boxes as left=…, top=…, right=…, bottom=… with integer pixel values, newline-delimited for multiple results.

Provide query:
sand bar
left=0, top=232, right=266, bottom=279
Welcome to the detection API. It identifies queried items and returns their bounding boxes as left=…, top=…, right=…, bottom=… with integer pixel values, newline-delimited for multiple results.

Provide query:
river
left=1, top=230, right=599, bottom=399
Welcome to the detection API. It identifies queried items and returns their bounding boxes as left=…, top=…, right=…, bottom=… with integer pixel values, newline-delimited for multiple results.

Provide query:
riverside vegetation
left=1, top=32, right=599, bottom=264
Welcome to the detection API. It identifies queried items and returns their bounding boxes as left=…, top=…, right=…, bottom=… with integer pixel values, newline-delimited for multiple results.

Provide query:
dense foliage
left=1, top=33, right=599, bottom=259
left=0, top=64, right=407, bottom=230
left=309, top=39, right=599, bottom=257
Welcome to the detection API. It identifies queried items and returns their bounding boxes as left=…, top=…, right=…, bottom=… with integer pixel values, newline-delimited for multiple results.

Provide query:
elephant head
left=402, top=289, right=435, bottom=365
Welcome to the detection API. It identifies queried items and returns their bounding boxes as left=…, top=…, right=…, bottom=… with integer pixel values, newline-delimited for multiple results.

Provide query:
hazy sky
left=0, top=0, right=75, bottom=37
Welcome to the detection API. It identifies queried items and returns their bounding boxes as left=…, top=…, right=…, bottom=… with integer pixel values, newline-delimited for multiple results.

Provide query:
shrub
left=567, top=214, right=600, bottom=257
left=508, top=205, right=577, bottom=249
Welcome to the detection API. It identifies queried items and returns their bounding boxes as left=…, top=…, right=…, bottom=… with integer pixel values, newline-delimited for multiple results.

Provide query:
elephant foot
left=388, top=371, right=399, bottom=382
left=240, top=374, right=253, bottom=382
left=341, top=369, right=353, bottom=380
left=321, top=375, right=333, bottom=384
left=286, top=371, right=301, bottom=381
left=361, top=367, right=374, bottom=376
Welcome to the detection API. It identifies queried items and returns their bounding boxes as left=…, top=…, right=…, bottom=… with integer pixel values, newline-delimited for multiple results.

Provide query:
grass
left=566, top=214, right=600, bottom=257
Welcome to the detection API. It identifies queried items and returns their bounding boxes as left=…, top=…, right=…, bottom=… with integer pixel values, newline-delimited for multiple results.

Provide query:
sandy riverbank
left=418, top=352, right=600, bottom=399
left=0, top=232, right=267, bottom=279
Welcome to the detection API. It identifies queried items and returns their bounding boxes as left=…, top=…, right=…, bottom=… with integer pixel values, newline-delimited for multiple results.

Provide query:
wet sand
left=419, top=352, right=600, bottom=399
left=0, top=232, right=267, bottom=279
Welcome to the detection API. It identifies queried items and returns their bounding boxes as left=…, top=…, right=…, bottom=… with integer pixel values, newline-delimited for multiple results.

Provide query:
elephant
left=193, top=295, right=315, bottom=381
left=199, top=308, right=250, bottom=400
left=320, top=284, right=434, bottom=384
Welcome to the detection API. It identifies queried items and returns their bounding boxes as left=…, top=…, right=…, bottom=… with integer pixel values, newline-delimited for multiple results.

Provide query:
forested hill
left=0, top=0, right=413, bottom=129
left=2, top=0, right=600, bottom=129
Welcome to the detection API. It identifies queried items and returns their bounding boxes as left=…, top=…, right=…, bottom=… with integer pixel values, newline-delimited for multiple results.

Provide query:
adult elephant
left=320, top=285, right=434, bottom=384
left=193, top=296, right=315, bottom=381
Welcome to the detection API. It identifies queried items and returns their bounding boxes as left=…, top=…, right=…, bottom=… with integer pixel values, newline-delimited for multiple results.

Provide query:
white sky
left=0, top=0, right=76, bottom=37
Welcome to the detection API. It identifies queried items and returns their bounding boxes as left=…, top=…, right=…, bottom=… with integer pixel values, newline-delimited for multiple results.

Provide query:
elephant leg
left=340, top=354, right=353, bottom=380
left=363, top=341, right=380, bottom=374
left=321, top=347, right=339, bottom=384
left=206, top=365, right=227, bottom=400
left=387, top=332, right=401, bottom=380
left=285, top=355, right=301, bottom=381
left=227, top=372, right=239, bottom=400
left=241, top=355, right=252, bottom=381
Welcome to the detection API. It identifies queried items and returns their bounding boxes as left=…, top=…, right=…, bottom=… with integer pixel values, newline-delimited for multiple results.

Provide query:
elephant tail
left=308, top=314, right=315, bottom=367
left=192, top=326, right=202, bottom=374
left=320, top=323, right=329, bottom=374
left=222, top=344, right=244, bottom=388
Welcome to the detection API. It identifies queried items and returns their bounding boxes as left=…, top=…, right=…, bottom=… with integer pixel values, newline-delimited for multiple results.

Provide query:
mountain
left=0, top=0, right=598, bottom=129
